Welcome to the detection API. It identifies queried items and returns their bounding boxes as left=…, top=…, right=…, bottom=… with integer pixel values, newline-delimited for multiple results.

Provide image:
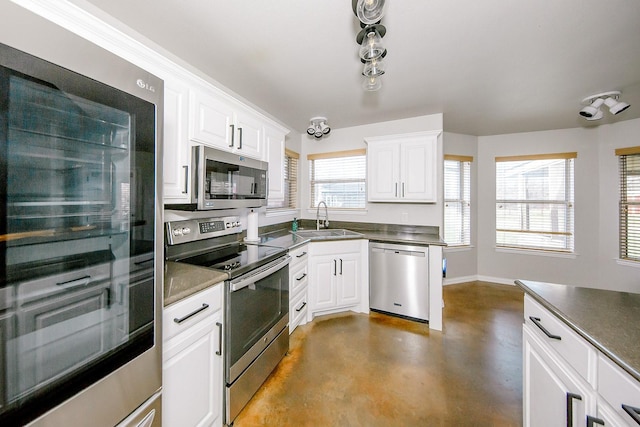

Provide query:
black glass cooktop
left=177, top=243, right=286, bottom=278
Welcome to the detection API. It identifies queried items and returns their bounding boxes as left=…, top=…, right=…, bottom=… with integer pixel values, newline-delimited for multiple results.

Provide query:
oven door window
left=226, top=263, right=289, bottom=375
left=0, top=48, right=156, bottom=425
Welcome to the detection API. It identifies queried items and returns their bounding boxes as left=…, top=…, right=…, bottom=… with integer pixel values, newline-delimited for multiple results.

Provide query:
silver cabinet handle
left=339, top=259, right=343, bottom=275
left=173, top=303, right=209, bottom=324
left=333, top=259, right=337, bottom=276
left=296, top=301, right=307, bottom=312
left=296, top=273, right=307, bottom=281
left=296, top=252, right=307, bottom=258
left=182, top=165, right=189, bottom=194
left=215, top=321, right=222, bottom=356
left=395, top=182, right=398, bottom=197
left=402, top=182, right=405, bottom=197
left=57, top=275, right=91, bottom=289
left=229, top=124, right=235, bottom=147
left=587, top=415, right=605, bottom=427
left=238, top=127, right=243, bottom=149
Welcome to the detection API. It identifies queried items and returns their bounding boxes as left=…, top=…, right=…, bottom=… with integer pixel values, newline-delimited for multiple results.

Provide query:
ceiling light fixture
left=353, top=0, right=388, bottom=92
left=580, top=91, right=631, bottom=120
left=306, top=117, right=331, bottom=139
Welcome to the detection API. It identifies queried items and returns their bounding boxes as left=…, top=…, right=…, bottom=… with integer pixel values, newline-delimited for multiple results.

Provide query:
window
left=495, top=152, right=576, bottom=252
left=444, top=155, right=472, bottom=246
left=616, top=146, right=640, bottom=262
left=308, top=149, right=366, bottom=209
left=268, top=149, right=298, bottom=209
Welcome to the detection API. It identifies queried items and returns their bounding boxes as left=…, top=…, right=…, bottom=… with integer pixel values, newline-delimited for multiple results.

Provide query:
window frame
left=307, top=149, right=367, bottom=210
left=616, top=146, right=640, bottom=263
left=444, top=154, right=472, bottom=247
left=495, top=152, right=576, bottom=253
left=267, top=148, right=298, bottom=211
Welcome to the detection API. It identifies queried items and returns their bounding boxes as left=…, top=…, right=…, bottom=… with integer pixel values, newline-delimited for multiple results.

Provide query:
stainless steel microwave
left=186, top=145, right=268, bottom=210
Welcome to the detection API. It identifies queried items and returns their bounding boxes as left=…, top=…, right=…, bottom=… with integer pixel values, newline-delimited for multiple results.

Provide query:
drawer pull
left=296, top=252, right=307, bottom=258
left=623, top=404, right=640, bottom=425
left=296, top=273, right=307, bottom=281
left=566, top=392, right=582, bottom=427
left=215, top=322, right=223, bottom=356
left=296, top=301, right=307, bottom=312
left=173, top=303, right=209, bottom=324
left=587, top=415, right=605, bottom=427
left=529, top=316, right=562, bottom=340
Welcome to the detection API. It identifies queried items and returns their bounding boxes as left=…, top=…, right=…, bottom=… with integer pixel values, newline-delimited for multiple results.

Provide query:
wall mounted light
left=580, top=91, right=631, bottom=120
left=354, top=0, right=387, bottom=25
left=306, top=117, right=331, bottom=139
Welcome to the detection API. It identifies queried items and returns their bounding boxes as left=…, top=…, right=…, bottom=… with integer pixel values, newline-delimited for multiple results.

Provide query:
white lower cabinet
left=288, top=244, right=309, bottom=333
left=307, top=240, right=368, bottom=321
left=163, top=284, right=223, bottom=427
left=523, top=294, right=640, bottom=427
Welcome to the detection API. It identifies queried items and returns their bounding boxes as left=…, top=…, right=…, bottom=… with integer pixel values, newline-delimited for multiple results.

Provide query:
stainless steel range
left=165, top=216, right=290, bottom=425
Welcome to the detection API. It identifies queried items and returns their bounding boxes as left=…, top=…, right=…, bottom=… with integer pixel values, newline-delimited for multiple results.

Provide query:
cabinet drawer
left=290, top=262, right=308, bottom=298
left=290, top=289, right=308, bottom=333
left=289, top=244, right=308, bottom=266
left=524, top=295, right=596, bottom=385
left=598, top=354, right=640, bottom=425
left=163, top=284, right=222, bottom=342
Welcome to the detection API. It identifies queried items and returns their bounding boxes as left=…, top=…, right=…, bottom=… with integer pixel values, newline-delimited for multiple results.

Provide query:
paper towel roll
left=245, top=210, right=259, bottom=242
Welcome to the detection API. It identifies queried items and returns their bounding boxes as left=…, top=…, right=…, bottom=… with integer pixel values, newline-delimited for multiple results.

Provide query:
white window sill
left=305, top=208, right=368, bottom=216
left=444, top=245, right=474, bottom=253
left=495, top=247, right=578, bottom=259
left=616, top=258, right=640, bottom=268
left=265, top=208, right=298, bottom=218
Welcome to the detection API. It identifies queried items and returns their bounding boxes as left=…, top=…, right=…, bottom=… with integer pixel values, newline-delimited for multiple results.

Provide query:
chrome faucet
left=316, top=201, right=329, bottom=230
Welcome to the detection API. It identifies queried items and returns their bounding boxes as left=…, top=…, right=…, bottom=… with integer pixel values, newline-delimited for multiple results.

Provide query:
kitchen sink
left=292, top=229, right=364, bottom=240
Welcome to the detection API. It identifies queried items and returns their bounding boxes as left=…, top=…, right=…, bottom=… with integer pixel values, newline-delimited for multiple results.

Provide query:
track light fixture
left=306, top=117, right=330, bottom=139
left=353, top=0, right=388, bottom=91
left=580, top=91, right=630, bottom=120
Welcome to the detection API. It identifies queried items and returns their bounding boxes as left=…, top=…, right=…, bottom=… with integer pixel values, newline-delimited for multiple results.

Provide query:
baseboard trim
left=444, top=275, right=517, bottom=286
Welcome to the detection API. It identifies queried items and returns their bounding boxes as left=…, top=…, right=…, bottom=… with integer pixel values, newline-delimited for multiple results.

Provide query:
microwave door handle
left=230, top=256, right=291, bottom=292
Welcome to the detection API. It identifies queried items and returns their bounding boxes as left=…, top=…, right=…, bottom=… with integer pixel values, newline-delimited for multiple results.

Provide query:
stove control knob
left=181, top=227, right=191, bottom=235
left=226, top=222, right=231, bottom=228
left=233, top=221, right=239, bottom=227
left=173, top=228, right=183, bottom=236
left=236, top=221, right=241, bottom=227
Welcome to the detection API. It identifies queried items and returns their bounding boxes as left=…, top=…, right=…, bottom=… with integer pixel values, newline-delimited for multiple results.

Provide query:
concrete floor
left=233, top=282, right=524, bottom=426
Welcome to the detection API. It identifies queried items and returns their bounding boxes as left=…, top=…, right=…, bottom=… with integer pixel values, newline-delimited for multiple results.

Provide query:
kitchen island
left=516, top=279, right=640, bottom=426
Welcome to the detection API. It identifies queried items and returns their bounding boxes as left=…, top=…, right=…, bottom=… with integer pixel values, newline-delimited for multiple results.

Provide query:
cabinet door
left=367, top=141, right=400, bottom=201
left=163, top=311, right=223, bottom=427
left=523, top=326, right=594, bottom=427
left=336, top=252, right=360, bottom=307
left=190, top=89, right=233, bottom=150
left=265, top=127, right=285, bottom=204
left=233, top=108, right=263, bottom=159
left=163, top=80, right=191, bottom=203
left=309, top=255, right=337, bottom=312
left=400, top=136, right=437, bottom=202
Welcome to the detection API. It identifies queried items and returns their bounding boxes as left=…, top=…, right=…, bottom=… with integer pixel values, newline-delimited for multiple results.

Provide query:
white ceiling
left=79, top=0, right=640, bottom=136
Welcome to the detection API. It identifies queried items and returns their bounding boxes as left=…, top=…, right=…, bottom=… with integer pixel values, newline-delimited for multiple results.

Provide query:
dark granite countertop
left=164, top=261, right=228, bottom=307
left=516, top=279, right=640, bottom=382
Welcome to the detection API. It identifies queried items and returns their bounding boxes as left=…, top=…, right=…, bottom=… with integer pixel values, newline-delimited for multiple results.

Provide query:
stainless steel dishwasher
left=369, top=241, right=429, bottom=322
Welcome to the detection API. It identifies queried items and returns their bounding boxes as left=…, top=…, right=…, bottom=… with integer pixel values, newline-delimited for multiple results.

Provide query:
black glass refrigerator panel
left=0, top=44, right=155, bottom=425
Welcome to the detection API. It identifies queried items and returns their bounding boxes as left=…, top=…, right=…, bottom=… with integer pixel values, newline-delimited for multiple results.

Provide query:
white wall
left=442, top=132, right=479, bottom=283
left=299, top=114, right=444, bottom=227
left=466, top=119, right=640, bottom=292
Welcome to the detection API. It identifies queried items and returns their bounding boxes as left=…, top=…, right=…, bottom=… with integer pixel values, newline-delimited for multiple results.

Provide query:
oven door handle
left=229, top=255, right=291, bottom=292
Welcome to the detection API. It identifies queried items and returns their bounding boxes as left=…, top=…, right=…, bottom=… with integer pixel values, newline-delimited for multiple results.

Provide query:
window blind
left=267, top=149, right=298, bottom=209
left=495, top=152, right=576, bottom=252
left=616, top=146, right=640, bottom=262
left=308, top=149, right=366, bottom=209
left=444, top=155, right=472, bottom=246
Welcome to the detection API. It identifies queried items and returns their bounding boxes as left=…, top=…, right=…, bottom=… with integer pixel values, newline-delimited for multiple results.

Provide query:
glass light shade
left=359, top=29, right=384, bottom=61
left=362, top=57, right=385, bottom=77
left=355, top=0, right=386, bottom=25
left=362, top=75, right=382, bottom=91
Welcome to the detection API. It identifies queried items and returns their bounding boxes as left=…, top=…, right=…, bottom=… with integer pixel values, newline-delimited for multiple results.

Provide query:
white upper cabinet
left=265, top=126, right=286, bottom=204
left=188, top=89, right=269, bottom=160
left=163, top=79, right=192, bottom=204
left=366, top=131, right=441, bottom=203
